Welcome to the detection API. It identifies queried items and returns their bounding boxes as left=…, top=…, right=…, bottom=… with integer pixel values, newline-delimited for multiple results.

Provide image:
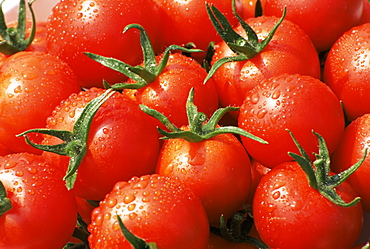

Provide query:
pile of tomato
left=0, top=0, right=370, bottom=248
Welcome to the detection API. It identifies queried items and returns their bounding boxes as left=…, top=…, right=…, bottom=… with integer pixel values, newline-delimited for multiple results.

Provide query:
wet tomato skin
left=88, top=174, right=210, bottom=249
left=253, top=161, right=363, bottom=249
left=238, top=73, right=344, bottom=168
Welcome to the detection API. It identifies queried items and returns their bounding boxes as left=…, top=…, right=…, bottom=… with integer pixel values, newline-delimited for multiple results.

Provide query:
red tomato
left=40, top=88, right=160, bottom=201
left=46, top=0, right=162, bottom=88
left=124, top=52, right=219, bottom=129
left=210, top=15, right=320, bottom=118
left=331, top=113, right=370, bottom=212
left=88, top=174, right=210, bottom=249
left=238, top=73, right=344, bottom=168
left=253, top=161, right=363, bottom=249
left=324, top=23, right=370, bottom=122
left=0, top=51, right=81, bottom=154
left=0, top=153, right=78, bottom=248
left=152, top=0, right=239, bottom=62
left=360, top=0, right=370, bottom=24
left=264, top=0, right=363, bottom=52
left=240, top=0, right=265, bottom=19
left=156, top=126, right=252, bottom=224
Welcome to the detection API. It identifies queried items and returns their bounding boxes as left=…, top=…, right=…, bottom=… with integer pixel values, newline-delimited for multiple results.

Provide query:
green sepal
left=17, top=89, right=115, bottom=190
left=0, top=0, right=37, bottom=55
left=85, top=23, right=203, bottom=90
left=288, top=130, right=367, bottom=207
left=204, top=0, right=286, bottom=83
left=117, top=214, right=157, bottom=249
left=140, top=88, right=267, bottom=144
left=0, top=181, right=12, bottom=217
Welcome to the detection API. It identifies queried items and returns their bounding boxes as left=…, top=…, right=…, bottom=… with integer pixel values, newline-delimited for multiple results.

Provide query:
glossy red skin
left=0, top=51, right=81, bottom=154
left=152, top=0, right=239, bottom=62
left=211, top=16, right=320, bottom=118
left=238, top=73, right=344, bottom=168
left=46, top=0, right=162, bottom=88
left=324, top=23, right=370, bottom=122
left=331, top=114, right=370, bottom=212
left=42, top=88, right=160, bottom=201
left=0, top=153, right=78, bottom=248
left=156, top=129, right=252, bottom=224
left=125, top=53, right=219, bottom=129
left=239, top=0, right=266, bottom=19
left=88, top=174, right=210, bottom=249
left=253, top=161, right=363, bottom=249
left=264, top=0, right=363, bottom=52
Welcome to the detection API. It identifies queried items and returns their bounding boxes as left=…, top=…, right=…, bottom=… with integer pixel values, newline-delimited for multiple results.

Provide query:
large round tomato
left=88, top=174, right=210, bottom=249
left=331, top=113, right=370, bottom=212
left=323, top=23, right=370, bottom=122
left=238, top=73, right=344, bottom=168
left=41, top=87, right=160, bottom=201
left=0, top=153, right=78, bottom=248
left=264, top=0, right=363, bottom=52
left=0, top=51, right=81, bottom=154
left=46, top=0, right=162, bottom=88
left=253, top=161, right=363, bottom=249
left=210, top=15, right=320, bottom=118
left=156, top=127, right=252, bottom=225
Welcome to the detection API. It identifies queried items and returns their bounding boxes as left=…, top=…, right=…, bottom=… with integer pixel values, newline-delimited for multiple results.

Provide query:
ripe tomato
left=360, top=0, right=370, bottom=24
left=152, top=0, right=239, bottom=62
left=238, top=73, right=344, bottom=168
left=264, top=0, right=363, bottom=52
left=88, top=174, right=210, bottom=249
left=124, top=52, right=219, bottom=129
left=46, top=0, right=162, bottom=88
left=156, top=127, right=252, bottom=225
left=240, top=0, right=265, bottom=19
left=246, top=159, right=270, bottom=205
left=0, top=51, right=81, bottom=154
left=323, top=23, right=370, bottom=122
left=210, top=15, right=320, bottom=118
left=0, top=153, right=78, bottom=248
left=331, top=113, right=370, bottom=212
left=253, top=161, right=363, bottom=249
left=208, top=233, right=260, bottom=249
left=40, top=87, right=160, bottom=201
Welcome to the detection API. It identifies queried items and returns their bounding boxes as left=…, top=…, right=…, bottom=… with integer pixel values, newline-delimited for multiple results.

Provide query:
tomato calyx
left=288, top=130, right=367, bottom=207
left=117, top=214, right=158, bottom=249
left=204, top=0, right=286, bottom=82
left=0, top=0, right=37, bottom=55
left=17, top=89, right=115, bottom=190
left=211, top=209, right=268, bottom=248
left=85, top=23, right=202, bottom=90
left=0, top=181, right=12, bottom=216
left=140, top=88, right=267, bottom=144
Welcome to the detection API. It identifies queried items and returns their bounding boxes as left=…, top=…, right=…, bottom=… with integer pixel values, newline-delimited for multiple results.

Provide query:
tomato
left=253, top=160, right=363, bottom=249
left=323, top=23, right=370, bottom=122
left=240, top=0, right=265, bottom=19
left=0, top=51, right=81, bottom=154
left=0, top=153, right=78, bottom=248
left=331, top=113, right=370, bottom=212
left=39, top=87, right=160, bottom=201
left=124, top=52, right=219, bottom=129
left=360, top=0, right=370, bottom=24
left=209, top=14, right=320, bottom=118
left=238, top=73, right=345, bottom=168
left=46, top=0, right=162, bottom=88
left=264, top=0, right=363, bottom=52
left=152, top=0, right=240, bottom=62
left=156, top=127, right=252, bottom=225
left=88, top=174, right=210, bottom=249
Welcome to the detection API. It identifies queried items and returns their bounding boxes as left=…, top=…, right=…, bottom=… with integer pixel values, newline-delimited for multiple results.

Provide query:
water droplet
left=123, top=194, right=135, bottom=204
left=107, top=198, right=117, bottom=208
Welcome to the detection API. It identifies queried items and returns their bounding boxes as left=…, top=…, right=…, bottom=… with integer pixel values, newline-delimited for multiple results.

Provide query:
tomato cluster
left=0, top=0, right=370, bottom=248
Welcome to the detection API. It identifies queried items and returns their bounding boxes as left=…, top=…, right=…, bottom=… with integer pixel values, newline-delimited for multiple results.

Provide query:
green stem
left=17, top=89, right=115, bottom=190
left=0, top=181, right=12, bottom=217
